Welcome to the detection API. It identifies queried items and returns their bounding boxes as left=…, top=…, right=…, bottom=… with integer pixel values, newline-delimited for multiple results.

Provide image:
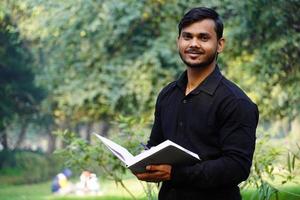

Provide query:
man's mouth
left=185, top=49, right=204, bottom=55
left=186, top=51, right=203, bottom=58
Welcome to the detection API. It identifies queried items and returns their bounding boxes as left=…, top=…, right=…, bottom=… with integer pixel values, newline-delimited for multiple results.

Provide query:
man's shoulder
left=157, top=81, right=177, bottom=101
left=217, top=76, right=253, bottom=103
left=217, top=77, right=259, bottom=122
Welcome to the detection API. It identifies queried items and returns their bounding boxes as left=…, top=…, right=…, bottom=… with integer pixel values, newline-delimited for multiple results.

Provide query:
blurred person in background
left=76, top=170, right=101, bottom=196
left=51, top=168, right=73, bottom=195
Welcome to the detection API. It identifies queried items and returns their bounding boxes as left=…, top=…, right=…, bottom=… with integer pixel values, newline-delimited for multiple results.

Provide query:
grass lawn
left=1, top=178, right=300, bottom=200
left=0, top=178, right=148, bottom=200
left=241, top=185, right=300, bottom=200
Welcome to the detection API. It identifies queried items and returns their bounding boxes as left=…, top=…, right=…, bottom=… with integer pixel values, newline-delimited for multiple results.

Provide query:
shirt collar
left=176, top=65, right=223, bottom=96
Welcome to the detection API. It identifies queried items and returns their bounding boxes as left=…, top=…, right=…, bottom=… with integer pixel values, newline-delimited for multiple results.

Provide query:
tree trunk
left=74, top=123, right=80, bottom=137
left=61, top=118, right=71, bottom=148
left=0, top=130, right=8, bottom=150
left=86, top=122, right=92, bottom=143
left=46, top=125, right=56, bottom=154
left=101, top=120, right=110, bottom=136
left=14, top=122, right=28, bottom=150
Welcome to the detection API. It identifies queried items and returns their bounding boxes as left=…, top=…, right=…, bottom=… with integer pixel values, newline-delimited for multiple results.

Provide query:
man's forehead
left=181, top=19, right=216, bottom=34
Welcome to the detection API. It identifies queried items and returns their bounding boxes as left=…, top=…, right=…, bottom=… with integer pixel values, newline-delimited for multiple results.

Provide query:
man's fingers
left=146, top=164, right=171, bottom=172
left=136, top=171, right=167, bottom=182
left=134, top=165, right=172, bottom=182
left=137, top=171, right=163, bottom=179
left=146, top=165, right=161, bottom=171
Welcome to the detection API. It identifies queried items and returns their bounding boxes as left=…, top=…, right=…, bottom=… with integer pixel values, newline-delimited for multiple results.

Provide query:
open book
left=93, top=133, right=200, bottom=173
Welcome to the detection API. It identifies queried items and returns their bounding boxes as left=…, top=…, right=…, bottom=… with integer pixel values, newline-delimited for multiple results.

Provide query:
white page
left=93, top=133, right=135, bottom=164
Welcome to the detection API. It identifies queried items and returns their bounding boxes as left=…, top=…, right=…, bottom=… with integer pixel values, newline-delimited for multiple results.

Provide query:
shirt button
left=179, top=122, right=183, bottom=127
left=183, top=99, right=187, bottom=104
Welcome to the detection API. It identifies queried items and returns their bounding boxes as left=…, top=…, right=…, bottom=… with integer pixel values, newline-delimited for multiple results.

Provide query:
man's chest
left=159, top=92, right=220, bottom=150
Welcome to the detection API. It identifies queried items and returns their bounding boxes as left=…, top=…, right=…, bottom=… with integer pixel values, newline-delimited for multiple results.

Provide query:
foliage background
left=0, top=0, right=299, bottom=199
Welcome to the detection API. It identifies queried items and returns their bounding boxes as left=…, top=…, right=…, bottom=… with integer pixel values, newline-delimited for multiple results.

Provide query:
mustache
left=185, top=48, right=204, bottom=54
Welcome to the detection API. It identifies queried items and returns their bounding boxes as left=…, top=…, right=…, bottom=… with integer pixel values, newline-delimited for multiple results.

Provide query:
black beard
left=179, top=51, right=217, bottom=69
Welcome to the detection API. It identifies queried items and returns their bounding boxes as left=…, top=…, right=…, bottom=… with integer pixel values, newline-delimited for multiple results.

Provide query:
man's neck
left=185, top=62, right=216, bottom=95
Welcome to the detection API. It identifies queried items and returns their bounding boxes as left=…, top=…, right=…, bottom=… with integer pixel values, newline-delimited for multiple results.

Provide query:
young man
left=135, top=7, right=259, bottom=200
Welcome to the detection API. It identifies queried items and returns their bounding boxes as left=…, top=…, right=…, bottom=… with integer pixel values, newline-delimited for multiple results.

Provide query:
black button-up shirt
left=148, top=66, right=259, bottom=200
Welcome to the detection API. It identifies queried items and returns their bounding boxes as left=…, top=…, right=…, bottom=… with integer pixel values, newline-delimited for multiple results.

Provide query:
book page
left=93, top=133, right=135, bottom=165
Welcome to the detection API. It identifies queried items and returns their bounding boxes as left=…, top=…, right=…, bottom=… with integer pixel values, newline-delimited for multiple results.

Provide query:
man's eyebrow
left=181, top=31, right=211, bottom=37
left=198, top=32, right=211, bottom=37
left=181, top=31, right=192, bottom=36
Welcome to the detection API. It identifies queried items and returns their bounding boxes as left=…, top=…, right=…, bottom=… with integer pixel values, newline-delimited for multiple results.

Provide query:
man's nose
left=190, top=38, right=200, bottom=47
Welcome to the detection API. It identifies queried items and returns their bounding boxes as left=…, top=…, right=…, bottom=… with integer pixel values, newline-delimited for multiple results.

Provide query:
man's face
left=177, top=19, right=224, bottom=69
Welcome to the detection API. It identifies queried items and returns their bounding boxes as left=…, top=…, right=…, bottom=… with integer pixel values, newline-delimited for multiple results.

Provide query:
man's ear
left=176, top=36, right=180, bottom=49
left=217, top=37, right=225, bottom=53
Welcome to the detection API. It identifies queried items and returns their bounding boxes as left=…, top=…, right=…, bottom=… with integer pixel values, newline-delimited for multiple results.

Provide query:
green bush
left=0, top=150, right=63, bottom=185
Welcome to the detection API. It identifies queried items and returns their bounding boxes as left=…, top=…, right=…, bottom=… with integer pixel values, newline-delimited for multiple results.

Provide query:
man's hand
left=135, top=164, right=172, bottom=182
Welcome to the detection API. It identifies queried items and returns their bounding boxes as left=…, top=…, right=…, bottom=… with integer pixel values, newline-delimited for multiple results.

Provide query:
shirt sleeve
left=170, top=98, right=259, bottom=188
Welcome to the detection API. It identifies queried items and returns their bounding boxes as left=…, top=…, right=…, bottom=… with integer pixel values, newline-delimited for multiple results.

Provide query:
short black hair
left=178, top=7, right=223, bottom=40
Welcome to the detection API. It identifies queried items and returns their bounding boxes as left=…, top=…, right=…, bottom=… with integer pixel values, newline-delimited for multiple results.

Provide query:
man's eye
left=200, top=34, right=210, bottom=41
left=201, top=36, right=209, bottom=41
left=183, top=35, right=192, bottom=40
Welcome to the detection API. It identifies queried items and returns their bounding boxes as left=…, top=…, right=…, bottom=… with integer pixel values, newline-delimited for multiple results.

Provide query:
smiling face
left=177, top=19, right=224, bottom=69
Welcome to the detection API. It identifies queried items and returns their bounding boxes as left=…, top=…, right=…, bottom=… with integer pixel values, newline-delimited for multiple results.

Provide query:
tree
left=14, top=0, right=184, bottom=130
left=1, top=0, right=299, bottom=198
left=0, top=7, right=44, bottom=149
left=219, top=0, right=300, bottom=121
